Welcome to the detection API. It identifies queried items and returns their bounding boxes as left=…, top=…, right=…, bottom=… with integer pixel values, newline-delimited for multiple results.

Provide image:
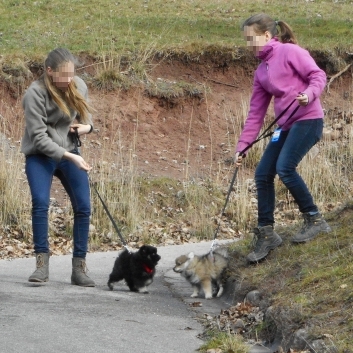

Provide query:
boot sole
left=28, top=278, right=48, bottom=283
left=71, top=281, right=95, bottom=287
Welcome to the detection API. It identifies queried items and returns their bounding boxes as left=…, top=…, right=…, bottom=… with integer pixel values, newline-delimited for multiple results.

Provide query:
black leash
left=71, top=127, right=82, bottom=147
left=71, top=127, right=131, bottom=252
left=210, top=99, right=300, bottom=251
left=88, top=176, right=131, bottom=253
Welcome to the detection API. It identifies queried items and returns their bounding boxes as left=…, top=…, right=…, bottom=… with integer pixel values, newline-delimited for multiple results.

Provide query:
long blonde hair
left=43, top=48, right=92, bottom=123
left=242, top=13, right=298, bottom=44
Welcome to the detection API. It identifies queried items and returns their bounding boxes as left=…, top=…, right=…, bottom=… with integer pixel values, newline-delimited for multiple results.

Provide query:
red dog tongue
left=142, top=263, right=153, bottom=274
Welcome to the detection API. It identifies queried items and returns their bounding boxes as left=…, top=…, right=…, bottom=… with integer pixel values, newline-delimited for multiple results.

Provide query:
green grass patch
left=145, top=80, right=205, bottom=100
left=199, top=331, right=249, bottom=353
left=1, top=0, right=353, bottom=62
left=91, top=68, right=133, bottom=91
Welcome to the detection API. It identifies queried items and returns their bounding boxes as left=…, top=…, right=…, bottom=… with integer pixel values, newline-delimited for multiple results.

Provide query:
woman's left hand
left=63, top=151, right=92, bottom=171
left=70, top=124, right=92, bottom=135
left=296, top=93, right=309, bottom=106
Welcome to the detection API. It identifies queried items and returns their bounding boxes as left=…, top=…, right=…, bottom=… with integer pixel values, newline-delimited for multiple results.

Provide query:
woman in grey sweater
left=22, top=48, right=95, bottom=286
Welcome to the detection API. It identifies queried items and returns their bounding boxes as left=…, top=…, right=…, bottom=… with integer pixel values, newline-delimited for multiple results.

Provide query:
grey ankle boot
left=71, top=257, right=95, bottom=287
left=28, top=253, right=49, bottom=282
left=291, top=212, right=331, bottom=243
left=246, top=225, right=283, bottom=263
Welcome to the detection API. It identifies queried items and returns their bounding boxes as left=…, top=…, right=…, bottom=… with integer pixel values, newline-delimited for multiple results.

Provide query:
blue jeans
left=255, top=119, right=323, bottom=227
left=25, top=151, right=91, bottom=258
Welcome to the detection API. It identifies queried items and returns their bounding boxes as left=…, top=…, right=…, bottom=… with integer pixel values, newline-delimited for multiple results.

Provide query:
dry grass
left=0, top=104, right=31, bottom=235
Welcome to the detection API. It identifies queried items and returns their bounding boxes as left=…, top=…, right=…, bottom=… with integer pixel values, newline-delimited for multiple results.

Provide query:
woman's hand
left=63, top=151, right=92, bottom=171
left=70, top=124, right=92, bottom=135
left=234, top=152, right=243, bottom=166
left=296, top=93, right=309, bottom=106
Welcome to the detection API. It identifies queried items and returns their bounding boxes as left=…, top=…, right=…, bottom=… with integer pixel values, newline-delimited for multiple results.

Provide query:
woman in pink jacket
left=235, top=13, right=331, bottom=263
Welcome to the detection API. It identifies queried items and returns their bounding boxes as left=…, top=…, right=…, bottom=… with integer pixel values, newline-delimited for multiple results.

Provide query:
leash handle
left=71, top=127, right=82, bottom=148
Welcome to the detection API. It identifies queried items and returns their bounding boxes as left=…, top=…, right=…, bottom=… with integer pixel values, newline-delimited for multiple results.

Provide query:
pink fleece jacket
left=236, top=37, right=326, bottom=155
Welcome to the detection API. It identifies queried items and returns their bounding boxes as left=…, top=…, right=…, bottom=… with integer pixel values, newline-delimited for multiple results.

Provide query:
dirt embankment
left=1, top=49, right=352, bottom=184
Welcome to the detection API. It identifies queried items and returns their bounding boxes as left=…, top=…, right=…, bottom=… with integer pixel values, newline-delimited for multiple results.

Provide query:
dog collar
left=142, top=263, right=153, bottom=274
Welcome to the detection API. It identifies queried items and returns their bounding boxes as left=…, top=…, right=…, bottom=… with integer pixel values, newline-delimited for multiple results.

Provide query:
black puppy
left=107, top=245, right=161, bottom=293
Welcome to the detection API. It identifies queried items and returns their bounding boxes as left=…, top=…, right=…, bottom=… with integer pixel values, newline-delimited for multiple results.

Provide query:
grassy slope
left=0, top=0, right=353, bottom=61
left=223, top=206, right=353, bottom=352
left=1, top=0, right=353, bottom=351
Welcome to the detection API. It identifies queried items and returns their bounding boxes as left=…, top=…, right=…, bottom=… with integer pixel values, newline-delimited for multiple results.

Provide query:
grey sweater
left=21, top=76, right=92, bottom=162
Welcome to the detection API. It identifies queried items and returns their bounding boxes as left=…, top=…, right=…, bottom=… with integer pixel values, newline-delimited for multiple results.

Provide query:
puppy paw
left=107, top=282, right=113, bottom=290
left=190, top=293, right=199, bottom=298
left=138, top=287, right=149, bottom=294
left=216, top=287, right=224, bottom=297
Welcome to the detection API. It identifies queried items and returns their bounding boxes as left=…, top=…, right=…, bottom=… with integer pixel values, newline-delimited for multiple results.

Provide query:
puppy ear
left=140, top=245, right=146, bottom=253
left=188, top=252, right=194, bottom=259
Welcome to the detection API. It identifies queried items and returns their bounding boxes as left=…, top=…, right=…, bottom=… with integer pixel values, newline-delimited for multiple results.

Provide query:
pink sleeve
left=236, top=73, right=272, bottom=155
left=288, top=46, right=326, bottom=103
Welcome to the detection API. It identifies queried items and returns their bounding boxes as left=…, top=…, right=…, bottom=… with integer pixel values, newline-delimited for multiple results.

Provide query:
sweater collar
left=256, top=37, right=279, bottom=61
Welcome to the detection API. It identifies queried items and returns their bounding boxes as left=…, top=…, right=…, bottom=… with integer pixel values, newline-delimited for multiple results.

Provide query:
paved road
left=0, top=240, right=235, bottom=353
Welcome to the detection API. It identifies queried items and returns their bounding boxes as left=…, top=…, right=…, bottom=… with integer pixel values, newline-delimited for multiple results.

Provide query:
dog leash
left=71, top=127, right=131, bottom=253
left=210, top=99, right=300, bottom=252
left=88, top=176, right=132, bottom=253
left=71, top=127, right=82, bottom=147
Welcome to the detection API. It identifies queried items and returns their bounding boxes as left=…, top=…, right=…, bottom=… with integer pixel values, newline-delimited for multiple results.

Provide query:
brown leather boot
left=246, top=225, right=282, bottom=263
left=28, top=253, right=49, bottom=282
left=291, top=212, right=331, bottom=243
left=71, top=257, right=95, bottom=287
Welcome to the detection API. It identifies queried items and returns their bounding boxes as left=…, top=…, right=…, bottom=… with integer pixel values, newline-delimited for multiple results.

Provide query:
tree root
left=326, top=63, right=352, bottom=93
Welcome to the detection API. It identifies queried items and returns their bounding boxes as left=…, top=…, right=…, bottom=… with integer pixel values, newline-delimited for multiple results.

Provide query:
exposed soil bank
left=1, top=49, right=352, bottom=183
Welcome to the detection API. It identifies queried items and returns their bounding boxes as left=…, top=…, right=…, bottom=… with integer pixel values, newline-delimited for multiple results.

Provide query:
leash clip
left=210, top=239, right=218, bottom=257
left=123, top=244, right=132, bottom=254
left=210, top=239, right=216, bottom=251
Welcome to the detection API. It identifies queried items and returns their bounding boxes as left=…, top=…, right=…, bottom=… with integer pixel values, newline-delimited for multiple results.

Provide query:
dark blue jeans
left=255, top=119, right=323, bottom=227
left=25, top=151, right=91, bottom=258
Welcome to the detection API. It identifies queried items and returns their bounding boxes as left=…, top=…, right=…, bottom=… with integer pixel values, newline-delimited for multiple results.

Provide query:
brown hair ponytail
left=276, top=20, right=297, bottom=44
left=242, top=13, right=298, bottom=45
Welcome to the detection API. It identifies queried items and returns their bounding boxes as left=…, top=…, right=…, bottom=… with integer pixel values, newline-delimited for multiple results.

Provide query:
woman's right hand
left=63, top=152, right=92, bottom=171
left=234, top=152, right=243, bottom=166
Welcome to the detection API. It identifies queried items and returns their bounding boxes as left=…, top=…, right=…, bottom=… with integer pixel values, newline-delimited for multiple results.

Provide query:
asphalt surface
left=0, top=240, right=235, bottom=353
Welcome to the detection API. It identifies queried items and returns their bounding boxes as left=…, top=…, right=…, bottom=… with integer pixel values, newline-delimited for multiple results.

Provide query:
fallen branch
left=326, top=63, right=352, bottom=93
